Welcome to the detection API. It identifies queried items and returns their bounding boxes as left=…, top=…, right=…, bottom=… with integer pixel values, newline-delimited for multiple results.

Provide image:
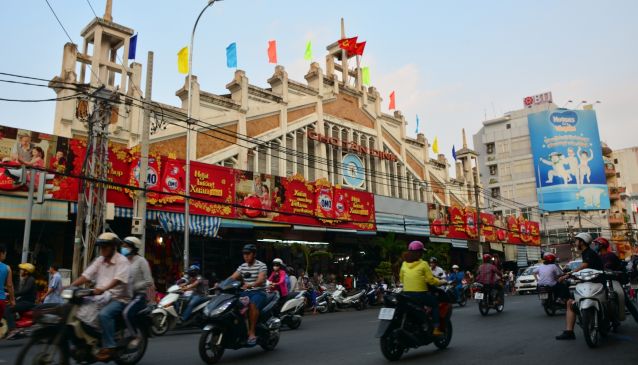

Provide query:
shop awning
left=0, top=195, right=68, bottom=222
left=220, top=219, right=290, bottom=229
left=375, top=213, right=405, bottom=233
left=70, top=203, right=143, bottom=219
left=526, top=246, right=541, bottom=262
left=158, top=212, right=221, bottom=238
left=504, top=244, right=517, bottom=261
left=404, top=217, right=430, bottom=236
left=429, top=236, right=451, bottom=244
left=490, top=243, right=504, bottom=252
left=517, top=245, right=528, bottom=266
left=450, top=239, right=468, bottom=249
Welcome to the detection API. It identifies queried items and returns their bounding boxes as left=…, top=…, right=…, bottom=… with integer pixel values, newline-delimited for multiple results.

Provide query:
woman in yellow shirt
left=399, top=241, right=444, bottom=336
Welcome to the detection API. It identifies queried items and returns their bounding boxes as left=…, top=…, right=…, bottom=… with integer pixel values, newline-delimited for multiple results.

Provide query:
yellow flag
left=432, top=136, right=439, bottom=154
left=177, top=46, right=189, bottom=74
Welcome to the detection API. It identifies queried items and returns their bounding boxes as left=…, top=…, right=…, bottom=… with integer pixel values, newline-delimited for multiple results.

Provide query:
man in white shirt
left=70, top=232, right=130, bottom=362
left=429, top=257, right=446, bottom=279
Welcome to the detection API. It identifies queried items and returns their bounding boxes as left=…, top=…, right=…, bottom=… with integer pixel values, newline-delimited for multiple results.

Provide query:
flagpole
left=185, top=0, right=219, bottom=271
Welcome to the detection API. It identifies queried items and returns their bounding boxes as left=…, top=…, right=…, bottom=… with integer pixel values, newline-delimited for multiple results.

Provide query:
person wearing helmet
left=69, top=232, right=130, bottom=361
left=556, top=232, right=603, bottom=340
left=594, top=237, right=626, bottom=323
left=400, top=241, right=445, bottom=336
left=268, top=258, right=288, bottom=297
left=446, top=265, right=465, bottom=303
left=180, top=264, right=207, bottom=322
left=475, top=254, right=503, bottom=304
left=429, top=257, right=446, bottom=280
left=121, top=236, right=153, bottom=346
left=229, top=243, right=267, bottom=346
left=533, top=253, right=567, bottom=302
left=4, top=262, right=37, bottom=334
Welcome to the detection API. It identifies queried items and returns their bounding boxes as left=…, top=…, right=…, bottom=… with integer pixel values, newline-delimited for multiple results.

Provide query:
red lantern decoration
left=497, top=229, right=506, bottom=241
left=242, top=195, right=262, bottom=218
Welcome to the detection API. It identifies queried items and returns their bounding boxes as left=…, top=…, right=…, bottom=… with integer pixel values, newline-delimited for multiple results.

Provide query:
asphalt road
left=1, top=294, right=637, bottom=364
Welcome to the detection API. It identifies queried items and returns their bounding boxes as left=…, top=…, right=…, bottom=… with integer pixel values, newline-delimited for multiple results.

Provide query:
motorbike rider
left=121, top=236, right=154, bottom=347
left=0, top=244, right=16, bottom=333
left=475, top=254, right=502, bottom=304
left=180, top=264, right=207, bottom=322
left=229, top=243, right=267, bottom=346
left=4, top=262, right=37, bottom=334
left=447, top=265, right=464, bottom=302
left=400, top=241, right=445, bottom=336
left=429, top=257, right=446, bottom=280
left=268, top=258, right=288, bottom=297
left=69, top=232, right=130, bottom=361
left=556, top=232, right=603, bottom=340
left=533, top=252, right=568, bottom=303
left=593, top=237, right=626, bottom=322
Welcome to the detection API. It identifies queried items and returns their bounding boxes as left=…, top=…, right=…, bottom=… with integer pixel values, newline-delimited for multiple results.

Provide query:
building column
left=302, top=127, right=309, bottom=178
left=336, top=127, right=344, bottom=185
left=292, top=130, right=298, bottom=175
left=253, top=148, right=259, bottom=173
left=266, top=142, right=272, bottom=175
left=365, top=136, right=373, bottom=192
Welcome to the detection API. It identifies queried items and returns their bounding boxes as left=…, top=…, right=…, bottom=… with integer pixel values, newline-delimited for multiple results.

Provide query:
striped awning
left=375, top=213, right=405, bottom=233
left=526, top=246, right=541, bottom=262
left=451, top=239, right=468, bottom=249
left=70, top=203, right=142, bottom=219
left=517, top=245, right=528, bottom=266
left=0, top=195, right=68, bottom=222
left=158, top=211, right=221, bottom=238
left=404, top=217, right=430, bottom=236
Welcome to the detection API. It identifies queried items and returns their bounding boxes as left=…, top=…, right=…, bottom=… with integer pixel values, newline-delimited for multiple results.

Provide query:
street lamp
left=184, top=0, right=220, bottom=270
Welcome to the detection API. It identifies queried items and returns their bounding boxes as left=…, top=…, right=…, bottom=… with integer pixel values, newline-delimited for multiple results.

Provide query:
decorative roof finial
left=104, top=0, right=113, bottom=22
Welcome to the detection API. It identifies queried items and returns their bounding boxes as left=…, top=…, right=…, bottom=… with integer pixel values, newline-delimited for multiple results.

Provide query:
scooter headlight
left=207, top=300, right=233, bottom=317
left=61, top=289, right=74, bottom=300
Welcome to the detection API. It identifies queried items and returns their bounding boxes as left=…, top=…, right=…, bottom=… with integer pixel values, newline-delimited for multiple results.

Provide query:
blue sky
left=1, top=0, right=637, bottom=159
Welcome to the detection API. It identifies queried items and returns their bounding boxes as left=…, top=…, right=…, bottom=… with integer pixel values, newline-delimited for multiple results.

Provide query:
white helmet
left=574, top=232, right=592, bottom=244
left=122, top=236, right=143, bottom=251
left=272, top=258, right=285, bottom=267
left=452, top=265, right=459, bottom=269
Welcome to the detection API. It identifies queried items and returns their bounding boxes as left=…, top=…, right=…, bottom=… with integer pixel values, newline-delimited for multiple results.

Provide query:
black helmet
left=242, top=244, right=257, bottom=253
left=96, top=232, right=121, bottom=247
left=188, top=264, right=200, bottom=276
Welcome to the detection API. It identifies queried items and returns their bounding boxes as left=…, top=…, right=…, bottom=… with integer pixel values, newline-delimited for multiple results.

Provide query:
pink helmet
left=408, top=241, right=425, bottom=251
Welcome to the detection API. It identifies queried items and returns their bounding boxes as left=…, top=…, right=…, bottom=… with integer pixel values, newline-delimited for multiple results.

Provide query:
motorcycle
left=444, top=284, right=469, bottom=307
left=274, top=290, right=305, bottom=330
left=364, top=284, right=384, bottom=306
left=150, top=284, right=209, bottom=336
left=331, top=284, right=367, bottom=311
left=198, top=277, right=281, bottom=364
left=15, top=287, right=151, bottom=365
left=472, top=282, right=504, bottom=315
left=315, top=287, right=335, bottom=314
left=538, top=285, right=566, bottom=316
left=375, top=287, right=454, bottom=361
left=571, top=269, right=626, bottom=348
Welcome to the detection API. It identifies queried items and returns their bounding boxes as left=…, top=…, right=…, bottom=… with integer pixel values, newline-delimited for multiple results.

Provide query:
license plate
left=378, top=308, right=395, bottom=320
left=539, top=293, right=548, bottom=300
left=474, top=293, right=484, bottom=300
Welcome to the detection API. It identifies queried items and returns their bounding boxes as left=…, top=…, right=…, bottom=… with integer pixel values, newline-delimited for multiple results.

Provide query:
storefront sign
left=523, top=92, right=552, bottom=107
left=307, top=130, right=397, bottom=161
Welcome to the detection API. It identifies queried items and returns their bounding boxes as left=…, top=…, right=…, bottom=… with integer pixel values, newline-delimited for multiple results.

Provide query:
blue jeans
left=182, top=294, right=206, bottom=321
left=99, top=300, right=126, bottom=349
left=404, top=291, right=440, bottom=326
left=123, top=294, right=147, bottom=336
left=454, top=285, right=463, bottom=302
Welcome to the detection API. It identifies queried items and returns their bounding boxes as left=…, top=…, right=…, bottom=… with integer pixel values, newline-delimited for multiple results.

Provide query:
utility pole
left=72, top=88, right=113, bottom=278
left=21, top=168, right=36, bottom=263
left=577, top=207, right=582, bottom=230
left=474, top=183, right=483, bottom=257
left=132, top=51, right=154, bottom=255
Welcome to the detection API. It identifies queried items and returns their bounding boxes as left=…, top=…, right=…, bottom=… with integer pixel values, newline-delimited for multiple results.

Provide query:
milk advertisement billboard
left=528, top=109, right=610, bottom=211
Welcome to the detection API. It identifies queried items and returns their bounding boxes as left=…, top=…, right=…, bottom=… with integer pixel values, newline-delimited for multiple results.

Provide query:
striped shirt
left=236, top=260, right=267, bottom=290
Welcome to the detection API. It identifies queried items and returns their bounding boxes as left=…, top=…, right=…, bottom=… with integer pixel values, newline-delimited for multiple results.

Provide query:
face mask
left=121, top=247, right=131, bottom=256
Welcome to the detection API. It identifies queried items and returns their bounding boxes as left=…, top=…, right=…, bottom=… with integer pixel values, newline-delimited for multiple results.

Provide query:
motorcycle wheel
left=495, top=293, right=505, bottom=313
left=0, top=318, right=7, bottom=339
left=544, top=302, right=557, bottom=316
left=582, top=308, right=600, bottom=348
left=478, top=299, right=490, bottom=316
left=356, top=301, right=366, bottom=311
left=458, top=294, right=467, bottom=307
left=380, top=333, right=404, bottom=361
left=114, top=332, right=148, bottom=365
left=15, top=335, right=69, bottom=365
left=199, top=328, right=225, bottom=364
left=288, top=316, right=302, bottom=330
left=434, top=320, right=453, bottom=349
left=260, top=330, right=280, bottom=351
left=328, top=301, right=336, bottom=313
left=150, top=313, right=169, bottom=336
left=317, top=304, right=328, bottom=314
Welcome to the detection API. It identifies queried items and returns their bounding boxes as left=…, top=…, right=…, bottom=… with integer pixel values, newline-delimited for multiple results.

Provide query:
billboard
left=528, top=109, right=610, bottom=211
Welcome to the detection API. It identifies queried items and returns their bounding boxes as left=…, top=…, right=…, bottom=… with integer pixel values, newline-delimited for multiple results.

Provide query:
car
left=515, top=265, right=541, bottom=295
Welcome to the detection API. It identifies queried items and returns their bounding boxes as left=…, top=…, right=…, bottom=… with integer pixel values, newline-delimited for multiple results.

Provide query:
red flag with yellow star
left=338, top=37, right=358, bottom=52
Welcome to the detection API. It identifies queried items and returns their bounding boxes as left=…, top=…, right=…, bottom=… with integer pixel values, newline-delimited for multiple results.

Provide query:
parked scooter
left=151, top=284, right=210, bottom=336
left=198, top=277, right=281, bottom=364
left=274, top=290, right=305, bottom=329
left=364, top=284, right=384, bottom=306
left=472, top=282, right=504, bottom=315
left=571, top=269, right=626, bottom=348
left=15, top=287, right=151, bottom=365
left=375, top=286, right=455, bottom=361
left=315, top=287, right=335, bottom=313
left=331, top=284, right=367, bottom=311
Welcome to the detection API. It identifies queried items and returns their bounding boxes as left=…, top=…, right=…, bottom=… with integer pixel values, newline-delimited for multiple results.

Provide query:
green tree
left=374, top=232, right=406, bottom=263
left=425, top=242, right=451, bottom=270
